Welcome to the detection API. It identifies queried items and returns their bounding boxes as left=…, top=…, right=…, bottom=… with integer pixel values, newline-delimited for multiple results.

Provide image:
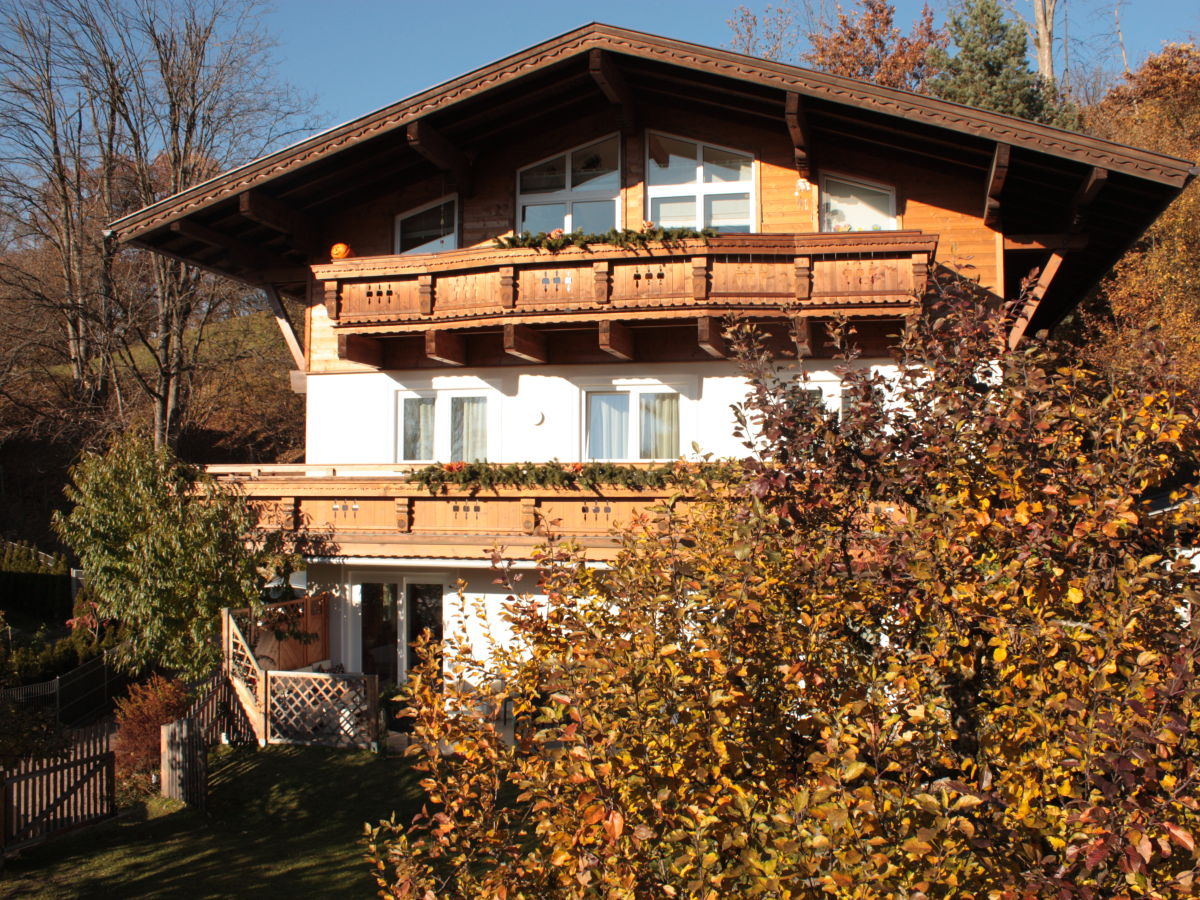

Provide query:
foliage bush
left=367, top=293, right=1200, bottom=897
left=407, top=460, right=736, bottom=495
left=494, top=226, right=716, bottom=252
left=113, top=674, right=190, bottom=779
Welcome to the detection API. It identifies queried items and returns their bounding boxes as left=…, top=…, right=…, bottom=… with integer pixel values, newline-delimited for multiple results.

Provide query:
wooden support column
left=794, top=255, right=812, bottom=300
left=691, top=257, right=710, bottom=302
left=983, top=143, right=1010, bottom=226
left=1008, top=252, right=1064, bottom=349
left=418, top=274, right=435, bottom=315
left=425, top=330, right=466, bottom=366
left=911, top=253, right=929, bottom=296
left=520, top=497, right=539, bottom=535
left=406, top=119, right=471, bottom=192
left=337, top=334, right=383, bottom=368
left=589, top=49, right=635, bottom=131
left=323, top=281, right=341, bottom=320
left=499, top=266, right=516, bottom=309
left=395, top=498, right=412, bottom=533
left=794, top=317, right=813, bottom=358
left=697, top=317, right=727, bottom=358
left=593, top=261, right=612, bottom=303
left=504, top=323, right=547, bottom=363
left=599, top=320, right=634, bottom=361
left=785, top=92, right=812, bottom=176
left=264, top=285, right=305, bottom=370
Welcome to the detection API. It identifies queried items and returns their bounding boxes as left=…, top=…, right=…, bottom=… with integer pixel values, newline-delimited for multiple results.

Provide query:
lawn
left=0, top=743, right=424, bottom=898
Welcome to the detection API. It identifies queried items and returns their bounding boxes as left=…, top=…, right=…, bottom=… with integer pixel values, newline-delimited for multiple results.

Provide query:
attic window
left=517, top=135, right=620, bottom=234
left=645, top=133, right=754, bottom=233
left=395, top=195, right=458, bottom=255
left=819, top=175, right=896, bottom=233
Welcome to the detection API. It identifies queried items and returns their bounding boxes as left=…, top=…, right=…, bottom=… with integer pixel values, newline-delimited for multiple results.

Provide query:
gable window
left=645, top=133, right=754, bottom=233
left=585, top=388, right=680, bottom=461
left=819, top=175, right=896, bottom=233
left=395, top=196, right=458, bottom=255
left=396, top=390, right=490, bottom=462
left=517, top=135, right=620, bottom=234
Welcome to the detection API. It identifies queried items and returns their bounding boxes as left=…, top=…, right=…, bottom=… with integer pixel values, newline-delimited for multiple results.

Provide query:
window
left=517, top=136, right=620, bottom=234
left=819, top=175, right=896, bottom=233
left=397, top=391, right=491, bottom=462
left=645, top=134, right=754, bottom=233
left=395, top=196, right=458, bottom=255
left=585, top=388, right=680, bottom=460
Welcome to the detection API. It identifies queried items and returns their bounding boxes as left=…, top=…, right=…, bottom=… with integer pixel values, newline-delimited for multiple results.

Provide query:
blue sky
left=262, top=0, right=1200, bottom=130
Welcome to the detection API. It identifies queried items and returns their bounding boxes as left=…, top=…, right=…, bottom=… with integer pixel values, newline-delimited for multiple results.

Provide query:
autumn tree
left=802, top=0, right=947, bottom=92
left=367, top=290, right=1200, bottom=897
left=1082, top=43, right=1200, bottom=387
left=928, top=0, right=1076, bottom=126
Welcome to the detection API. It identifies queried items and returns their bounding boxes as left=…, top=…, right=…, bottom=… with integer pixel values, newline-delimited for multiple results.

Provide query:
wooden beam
left=425, top=330, right=466, bottom=366
left=983, top=143, right=1010, bottom=227
left=264, top=285, right=305, bottom=370
left=337, top=334, right=383, bottom=368
left=1004, top=233, right=1089, bottom=251
left=1008, top=252, right=1064, bottom=349
left=504, top=323, right=547, bottom=363
left=406, top=119, right=471, bottom=192
left=588, top=49, right=635, bottom=131
left=697, top=317, right=727, bottom=358
left=239, top=190, right=317, bottom=255
left=1069, top=166, right=1108, bottom=231
left=598, top=320, right=634, bottom=361
left=794, top=317, right=813, bottom=358
left=168, top=220, right=290, bottom=277
left=785, top=92, right=811, bottom=176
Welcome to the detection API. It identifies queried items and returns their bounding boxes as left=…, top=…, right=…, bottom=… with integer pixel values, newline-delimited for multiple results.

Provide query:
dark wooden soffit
left=108, top=23, right=1194, bottom=244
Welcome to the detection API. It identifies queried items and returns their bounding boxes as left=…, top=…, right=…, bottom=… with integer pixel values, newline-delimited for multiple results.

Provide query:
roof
left=109, top=23, right=1196, bottom=330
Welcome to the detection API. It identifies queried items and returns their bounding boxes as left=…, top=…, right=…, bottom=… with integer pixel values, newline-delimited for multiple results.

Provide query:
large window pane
left=521, top=203, right=567, bottom=234
left=571, top=200, right=616, bottom=234
left=398, top=199, right=456, bottom=255
left=821, top=177, right=895, bottom=232
left=519, top=155, right=566, bottom=194
left=705, top=193, right=750, bottom=232
left=401, top=396, right=434, bottom=461
left=570, top=137, right=619, bottom=192
left=639, top=393, right=679, bottom=459
left=703, top=146, right=753, bottom=183
left=649, top=195, right=696, bottom=228
left=647, top=135, right=698, bottom=186
left=587, top=392, right=629, bottom=459
left=450, top=396, right=487, bottom=462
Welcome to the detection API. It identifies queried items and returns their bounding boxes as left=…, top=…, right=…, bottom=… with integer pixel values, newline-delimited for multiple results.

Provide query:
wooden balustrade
left=209, top=464, right=682, bottom=560
left=311, top=232, right=937, bottom=331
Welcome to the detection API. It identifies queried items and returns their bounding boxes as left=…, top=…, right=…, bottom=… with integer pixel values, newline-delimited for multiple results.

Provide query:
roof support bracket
left=406, top=119, right=472, bottom=194
left=504, top=323, right=547, bottom=363
left=599, top=320, right=634, bottom=360
left=984, top=143, right=1010, bottom=227
left=588, top=49, right=635, bottom=132
left=264, top=285, right=306, bottom=370
left=425, top=330, right=466, bottom=366
left=1070, top=166, right=1108, bottom=231
left=337, top=334, right=383, bottom=368
left=239, top=190, right=317, bottom=256
left=785, top=92, right=811, bottom=177
left=697, top=316, right=727, bottom=358
left=1008, top=251, right=1064, bottom=349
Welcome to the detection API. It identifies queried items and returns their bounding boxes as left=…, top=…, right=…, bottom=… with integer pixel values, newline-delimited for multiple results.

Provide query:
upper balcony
left=312, top=232, right=936, bottom=366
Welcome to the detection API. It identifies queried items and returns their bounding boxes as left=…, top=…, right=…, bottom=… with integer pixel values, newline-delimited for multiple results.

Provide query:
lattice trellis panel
left=267, top=673, right=376, bottom=749
left=227, top=621, right=262, bottom=699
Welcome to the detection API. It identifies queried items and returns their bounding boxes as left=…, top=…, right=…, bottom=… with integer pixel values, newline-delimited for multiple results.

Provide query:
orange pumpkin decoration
left=330, top=242, right=353, bottom=260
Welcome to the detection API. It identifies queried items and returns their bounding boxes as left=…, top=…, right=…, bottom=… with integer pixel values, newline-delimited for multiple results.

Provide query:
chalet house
left=109, top=24, right=1193, bottom=746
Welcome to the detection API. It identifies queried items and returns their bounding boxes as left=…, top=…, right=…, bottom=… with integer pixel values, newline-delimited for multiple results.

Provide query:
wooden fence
left=0, top=651, right=128, bottom=727
left=1, top=724, right=116, bottom=856
left=221, top=608, right=379, bottom=749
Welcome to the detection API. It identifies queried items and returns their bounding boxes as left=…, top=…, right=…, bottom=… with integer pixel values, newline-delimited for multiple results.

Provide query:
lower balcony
left=207, top=463, right=690, bottom=561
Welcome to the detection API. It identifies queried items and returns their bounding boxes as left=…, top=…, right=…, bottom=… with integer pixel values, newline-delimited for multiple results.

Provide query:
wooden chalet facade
left=110, top=24, right=1193, bottom=694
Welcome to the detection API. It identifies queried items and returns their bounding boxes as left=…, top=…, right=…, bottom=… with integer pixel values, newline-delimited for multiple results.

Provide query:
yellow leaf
left=659, top=644, right=680, bottom=657
left=1067, top=587, right=1084, bottom=605
left=993, top=646, right=1008, bottom=663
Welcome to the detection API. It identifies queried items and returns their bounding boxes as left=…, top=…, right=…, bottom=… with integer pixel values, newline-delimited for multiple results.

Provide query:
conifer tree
left=928, top=0, right=1076, bottom=126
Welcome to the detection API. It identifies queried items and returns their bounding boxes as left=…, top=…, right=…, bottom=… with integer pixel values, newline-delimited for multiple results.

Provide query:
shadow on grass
left=1, top=744, right=424, bottom=899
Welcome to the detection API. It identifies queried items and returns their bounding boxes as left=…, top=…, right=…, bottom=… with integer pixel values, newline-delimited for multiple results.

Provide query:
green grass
left=0, top=744, right=424, bottom=898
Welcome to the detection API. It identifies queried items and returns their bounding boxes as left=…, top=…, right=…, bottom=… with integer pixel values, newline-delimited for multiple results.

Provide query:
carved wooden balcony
left=208, top=464, right=685, bottom=561
left=312, top=232, right=937, bottom=335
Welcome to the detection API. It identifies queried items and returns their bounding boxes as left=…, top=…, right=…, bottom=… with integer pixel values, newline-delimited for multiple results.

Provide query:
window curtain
left=587, top=392, right=629, bottom=459
left=639, top=393, right=679, bottom=459
left=402, top=397, right=434, bottom=460
left=451, top=396, right=487, bottom=461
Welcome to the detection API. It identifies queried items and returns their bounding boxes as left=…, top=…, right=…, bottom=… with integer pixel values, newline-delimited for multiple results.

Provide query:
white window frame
left=394, top=194, right=459, bottom=255
left=643, top=131, right=757, bottom=232
left=818, top=172, right=897, bottom=233
left=348, top=571, right=447, bottom=682
left=580, top=377, right=692, bottom=462
left=394, top=387, right=498, bottom=463
left=515, top=134, right=622, bottom=234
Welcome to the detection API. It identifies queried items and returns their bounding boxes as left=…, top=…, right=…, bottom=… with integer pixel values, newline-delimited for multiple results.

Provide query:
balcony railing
left=208, top=464, right=685, bottom=560
left=310, top=232, right=937, bottom=330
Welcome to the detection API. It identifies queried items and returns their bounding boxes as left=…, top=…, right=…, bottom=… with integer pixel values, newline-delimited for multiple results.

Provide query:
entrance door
left=359, top=582, right=399, bottom=683
left=403, top=583, right=445, bottom=675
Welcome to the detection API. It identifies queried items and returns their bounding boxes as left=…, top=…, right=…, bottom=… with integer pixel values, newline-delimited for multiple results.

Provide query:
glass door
left=403, top=583, right=444, bottom=677
left=359, top=582, right=399, bottom=683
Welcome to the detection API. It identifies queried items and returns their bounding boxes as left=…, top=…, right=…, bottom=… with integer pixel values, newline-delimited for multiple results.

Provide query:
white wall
left=306, top=359, right=896, bottom=464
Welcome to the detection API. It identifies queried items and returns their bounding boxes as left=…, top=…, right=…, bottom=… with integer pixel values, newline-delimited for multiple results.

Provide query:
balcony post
left=794, top=256, right=812, bottom=301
